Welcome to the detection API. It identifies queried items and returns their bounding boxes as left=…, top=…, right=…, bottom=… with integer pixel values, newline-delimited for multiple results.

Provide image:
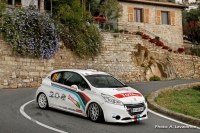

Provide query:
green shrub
left=58, top=2, right=102, bottom=58
left=113, top=34, right=119, bottom=38
left=149, top=75, right=161, bottom=81
left=119, top=29, right=124, bottom=33
left=60, top=23, right=102, bottom=58
left=192, top=85, right=200, bottom=91
left=0, top=6, right=60, bottom=58
left=114, top=28, right=119, bottom=33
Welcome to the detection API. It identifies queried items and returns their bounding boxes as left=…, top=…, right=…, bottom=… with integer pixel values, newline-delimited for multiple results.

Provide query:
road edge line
left=148, top=109, right=200, bottom=129
left=19, top=99, right=68, bottom=133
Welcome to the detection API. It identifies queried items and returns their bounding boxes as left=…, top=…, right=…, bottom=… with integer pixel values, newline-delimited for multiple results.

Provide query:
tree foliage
left=182, top=5, right=200, bottom=46
left=57, top=0, right=102, bottom=58
left=86, top=0, right=101, bottom=16
left=0, top=0, right=6, bottom=27
left=99, top=0, right=123, bottom=22
left=183, top=3, right=200, bottom=23
left=58, top=2, right=84, bottom=27
left=0, top=0, right=6, bottom=15
left=183, top=21, right=200, bottom=45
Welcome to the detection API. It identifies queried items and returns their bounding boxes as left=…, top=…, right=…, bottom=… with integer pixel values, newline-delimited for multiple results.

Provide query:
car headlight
left=101, top=93, right=123, bottom=106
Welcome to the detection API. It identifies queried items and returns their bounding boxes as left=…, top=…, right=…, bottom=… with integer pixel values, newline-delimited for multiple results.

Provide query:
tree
left=183, top=21, right=200, bottom=45
left=0, top=0, right=6, bottom=38
left=185, top=9, right=200, bottom=23
left=0, top=0, right=6, bottom=15
left=58, top=1, right=84, bottom=27
left=56, top=0, right=102, bottom=58
left=51, top=0, right=76, bottom=17
left=182, top=3, right=200, bottom=25
left=86, top=0, right=100, bottom=16
left=99, top=0, right=123, bottom=24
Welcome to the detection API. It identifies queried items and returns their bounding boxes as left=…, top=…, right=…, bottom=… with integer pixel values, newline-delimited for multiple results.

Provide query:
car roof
left=49, top=69, right=110, bottom=76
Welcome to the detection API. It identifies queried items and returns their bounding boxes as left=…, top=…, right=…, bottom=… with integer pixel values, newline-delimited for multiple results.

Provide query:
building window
left=161, top=11, right=169, bottom=25
left=134, top=8, right=143, bottom=22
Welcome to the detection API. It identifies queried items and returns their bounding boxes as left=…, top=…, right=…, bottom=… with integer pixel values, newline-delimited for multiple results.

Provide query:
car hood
left=95, top=87, right=145, bottom=104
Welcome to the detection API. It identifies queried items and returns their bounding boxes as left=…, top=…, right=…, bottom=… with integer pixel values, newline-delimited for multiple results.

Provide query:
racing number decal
left=49, top=91, right=54, bottom=97
left=61, top=94, right=66, bottom=100
left=49, top=91, right=66, bottom=100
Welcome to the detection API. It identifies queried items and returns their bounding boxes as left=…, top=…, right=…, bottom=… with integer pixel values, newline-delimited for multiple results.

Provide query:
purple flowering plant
left=0, top=5, right=60, bottom=58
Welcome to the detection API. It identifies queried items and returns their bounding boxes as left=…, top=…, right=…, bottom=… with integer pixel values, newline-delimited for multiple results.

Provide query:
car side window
left=63, top=72, right=90, bottom=91
left=79, top=78, right=90, bottom=91
left=51, top=72, right=62, bottom=83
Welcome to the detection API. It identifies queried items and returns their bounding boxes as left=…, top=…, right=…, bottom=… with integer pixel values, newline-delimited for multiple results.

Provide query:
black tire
left=88, top=103, right=104, bottom=122
left=37, top=93, right=49, bottom=109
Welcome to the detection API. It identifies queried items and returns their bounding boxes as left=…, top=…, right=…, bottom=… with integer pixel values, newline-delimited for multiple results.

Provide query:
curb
left=147, top=82, right=200, bottom=127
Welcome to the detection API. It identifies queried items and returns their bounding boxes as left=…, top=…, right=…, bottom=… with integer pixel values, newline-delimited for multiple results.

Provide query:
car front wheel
left=38, top=93, right=48, bottom=109
left=88, top=103, right=104, bottom=122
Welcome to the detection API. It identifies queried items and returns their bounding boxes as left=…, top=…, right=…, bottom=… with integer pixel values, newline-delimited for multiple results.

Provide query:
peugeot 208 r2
left=36, top=69, right=148, bottom=123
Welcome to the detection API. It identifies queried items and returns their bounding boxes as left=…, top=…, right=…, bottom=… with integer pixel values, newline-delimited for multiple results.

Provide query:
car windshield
left=85, top=74, right=127, bottom=88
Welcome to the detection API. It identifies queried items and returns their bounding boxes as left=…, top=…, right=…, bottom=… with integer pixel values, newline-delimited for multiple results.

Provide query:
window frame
left=51, top=71, right=91, bottom=91
left=134, top=8, right=143, bottom=23
left=63, top=71, right=91, bottom=91
left=161, top=11, right=170, bottom=25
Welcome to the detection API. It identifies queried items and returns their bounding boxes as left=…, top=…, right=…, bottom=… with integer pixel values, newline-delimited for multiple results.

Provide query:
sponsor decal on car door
left=51, top=82, right=91, bottom=114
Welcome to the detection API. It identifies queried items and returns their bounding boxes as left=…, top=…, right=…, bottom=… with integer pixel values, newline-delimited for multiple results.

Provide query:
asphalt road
left=0, top=79, right=200, bottom=133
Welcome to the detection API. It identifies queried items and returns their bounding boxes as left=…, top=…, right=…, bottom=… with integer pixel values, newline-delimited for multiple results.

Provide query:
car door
left=60, top=71, right=91, bottom=115
left=48, top=71, right=64, bottom=108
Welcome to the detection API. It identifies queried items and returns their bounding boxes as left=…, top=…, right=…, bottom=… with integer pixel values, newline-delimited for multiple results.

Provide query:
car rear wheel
left=88, top=103, right=104, bottom=122
left=38, top=93, right=48, bottom=109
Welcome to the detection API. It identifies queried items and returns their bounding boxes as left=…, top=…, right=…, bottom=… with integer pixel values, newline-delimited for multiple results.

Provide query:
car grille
left=124, top=103, right=145, bottom=116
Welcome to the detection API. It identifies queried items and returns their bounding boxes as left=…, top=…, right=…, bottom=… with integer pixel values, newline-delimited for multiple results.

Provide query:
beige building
left=118, top=0, right=187, bottom=49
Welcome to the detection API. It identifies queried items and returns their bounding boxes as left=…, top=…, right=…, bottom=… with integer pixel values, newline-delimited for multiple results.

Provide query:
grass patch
left=145, top=93, right=151, bottom=102
left=155, top=88, right=200, bottom=119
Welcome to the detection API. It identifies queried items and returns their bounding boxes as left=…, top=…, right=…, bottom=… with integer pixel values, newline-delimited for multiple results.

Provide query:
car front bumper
left=101, top=102, right=148, bottom=123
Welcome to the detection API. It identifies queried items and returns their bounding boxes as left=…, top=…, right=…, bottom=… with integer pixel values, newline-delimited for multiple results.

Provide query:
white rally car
left=36, top=69, right=148, bottom=123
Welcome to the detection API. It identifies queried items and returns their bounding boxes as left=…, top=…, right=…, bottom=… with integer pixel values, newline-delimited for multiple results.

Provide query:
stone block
left=23, top=79, right=30, bottom=83
left=29, top=72, right=39, bottom=76
left=31, top=82, right=40, bottom=87
left=12, top=72, right=16, bottom=78
left=20, top=71, right=28, bottom=76
left=5, top=56, right=16, bottom=61
left=7, top=61, right=17, bottom=65
left=36, top=66, right=44, bottom=70
left=45, top=67, right=53, bottom=71
left=40, top=72, right=47, bottom=76
left=10, top=83, right=17, bottom=89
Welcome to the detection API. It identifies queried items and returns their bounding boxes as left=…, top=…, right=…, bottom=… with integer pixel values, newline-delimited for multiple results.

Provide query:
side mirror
left=71, top=84, right=78, bottom=92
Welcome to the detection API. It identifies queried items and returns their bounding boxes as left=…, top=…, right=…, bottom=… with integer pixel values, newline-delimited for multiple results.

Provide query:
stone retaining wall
left=147, top=82, right=200, bottom=127
left=1, top=32, right=200, bottom=89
